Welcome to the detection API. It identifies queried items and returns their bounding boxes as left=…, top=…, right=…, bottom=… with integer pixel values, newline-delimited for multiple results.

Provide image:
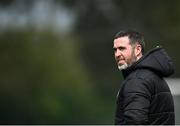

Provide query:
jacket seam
left=151, top=91, right=171, bottom=97
left=124, top=108, right=148, bottom=112
left=149, top=111, right=174, bottom=116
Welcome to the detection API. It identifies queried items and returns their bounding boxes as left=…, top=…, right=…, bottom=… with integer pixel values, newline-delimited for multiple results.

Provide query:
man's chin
left=118, top=64, right=128, bottom=70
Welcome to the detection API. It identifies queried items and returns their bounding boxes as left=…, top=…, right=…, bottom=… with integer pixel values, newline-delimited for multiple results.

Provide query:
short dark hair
left=114, top=30, right=145, bottom=54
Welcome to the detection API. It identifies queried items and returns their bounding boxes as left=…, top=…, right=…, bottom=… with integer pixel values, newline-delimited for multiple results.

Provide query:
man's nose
left=115, top=49, right=121, bottom=57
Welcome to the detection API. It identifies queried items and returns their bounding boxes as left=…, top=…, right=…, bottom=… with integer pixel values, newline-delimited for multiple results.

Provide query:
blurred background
left=0, top=0, right=180, bottom=124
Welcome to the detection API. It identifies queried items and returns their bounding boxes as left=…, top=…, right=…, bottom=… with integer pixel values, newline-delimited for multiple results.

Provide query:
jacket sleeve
left=122, top=78, right=151, bottom=124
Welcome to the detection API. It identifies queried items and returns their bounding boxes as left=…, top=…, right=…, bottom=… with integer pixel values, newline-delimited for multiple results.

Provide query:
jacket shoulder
left=127, top=69, right=159, bottom=81
left=122, top=69, right=159, bottom=95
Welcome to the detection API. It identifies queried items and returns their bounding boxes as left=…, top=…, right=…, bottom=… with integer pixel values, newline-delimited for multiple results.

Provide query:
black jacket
left=115, top=47, right=175, bottom=125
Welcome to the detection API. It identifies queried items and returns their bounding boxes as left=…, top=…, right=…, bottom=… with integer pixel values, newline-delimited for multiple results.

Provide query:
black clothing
left=115, top=47, right=175, bottom=125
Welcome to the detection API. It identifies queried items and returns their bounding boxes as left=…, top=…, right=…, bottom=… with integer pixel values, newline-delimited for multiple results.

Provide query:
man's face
left=113, top=36, right=137, bottom=70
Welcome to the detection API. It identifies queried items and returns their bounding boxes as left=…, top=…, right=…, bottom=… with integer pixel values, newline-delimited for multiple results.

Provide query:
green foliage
left=0, top=29, right=113, bottom=124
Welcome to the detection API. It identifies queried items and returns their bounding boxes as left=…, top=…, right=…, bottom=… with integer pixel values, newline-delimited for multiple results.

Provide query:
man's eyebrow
left=118, top=46, right=126, bottom=49
left=113, top=46, right=126, bottom=49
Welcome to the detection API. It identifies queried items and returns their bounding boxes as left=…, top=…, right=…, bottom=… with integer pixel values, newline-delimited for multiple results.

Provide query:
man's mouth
left=117, top=59, right=125, bottom=65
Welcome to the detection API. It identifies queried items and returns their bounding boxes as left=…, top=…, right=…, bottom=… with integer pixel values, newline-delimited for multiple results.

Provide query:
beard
left=118, top=63, right=128, bottom=70
left=117, top=49, right=137, bottom=71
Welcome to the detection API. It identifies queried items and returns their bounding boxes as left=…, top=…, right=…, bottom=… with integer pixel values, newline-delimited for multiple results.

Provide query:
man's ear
left=135, top=44, right=142, bottom=57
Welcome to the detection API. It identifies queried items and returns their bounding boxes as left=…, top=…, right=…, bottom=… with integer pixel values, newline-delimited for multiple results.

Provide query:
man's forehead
left=113, top=36, right=130, bottom=46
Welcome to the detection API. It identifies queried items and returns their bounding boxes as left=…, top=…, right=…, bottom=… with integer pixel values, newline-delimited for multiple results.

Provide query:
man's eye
left=118, top=47, right=126, bottom=51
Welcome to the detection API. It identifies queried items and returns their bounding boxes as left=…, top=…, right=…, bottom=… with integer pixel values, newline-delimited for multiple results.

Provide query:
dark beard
left=127, top=47, right=137, bottom=67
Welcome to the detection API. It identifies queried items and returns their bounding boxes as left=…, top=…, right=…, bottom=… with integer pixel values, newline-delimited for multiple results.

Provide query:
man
left=113, top=30, right=175, bottom=125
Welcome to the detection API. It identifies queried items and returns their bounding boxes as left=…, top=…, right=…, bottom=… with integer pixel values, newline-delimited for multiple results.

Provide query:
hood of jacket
left=122, top=46, right=174, bottom=78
